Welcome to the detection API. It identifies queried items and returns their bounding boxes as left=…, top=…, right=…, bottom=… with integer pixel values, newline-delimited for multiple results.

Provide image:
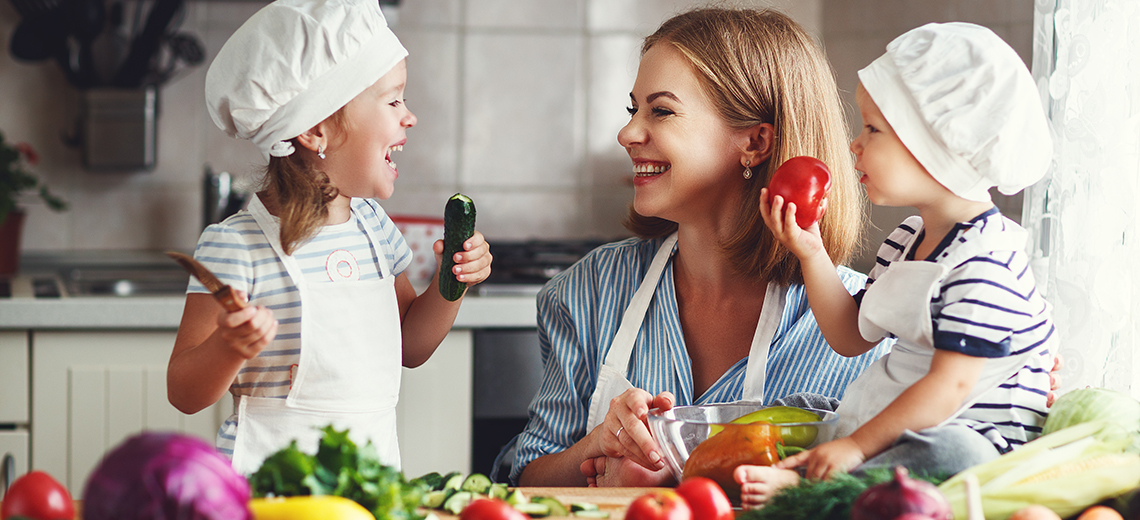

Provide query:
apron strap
left=740, top=282, right=786, bottom=403
left=599, top=233, right=678, bottom=372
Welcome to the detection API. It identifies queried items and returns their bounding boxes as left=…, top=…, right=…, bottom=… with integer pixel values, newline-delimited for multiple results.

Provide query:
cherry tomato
left=460, top=498, right=528, bottom=520
left=765, top=156, right=832, bottom=228
left=675, top=477, right=733, bottom=520
left=0, top=471, right=74, bottom=520
left=625, top=490, right=693, bottom=520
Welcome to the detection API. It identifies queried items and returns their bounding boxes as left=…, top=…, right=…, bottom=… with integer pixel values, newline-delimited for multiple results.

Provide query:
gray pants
left=772, top=393, right=1000, bottom=477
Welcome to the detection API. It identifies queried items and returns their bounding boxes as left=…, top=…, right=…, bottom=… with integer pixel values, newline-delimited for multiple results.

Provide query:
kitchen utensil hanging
left=112, top=0, right=183, bottom=88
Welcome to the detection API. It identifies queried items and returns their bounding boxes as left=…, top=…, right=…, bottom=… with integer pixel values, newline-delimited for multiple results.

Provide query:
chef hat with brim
left=857, top=22, right=1051, bottom=203
left=205, top=0, right=407, bottom=161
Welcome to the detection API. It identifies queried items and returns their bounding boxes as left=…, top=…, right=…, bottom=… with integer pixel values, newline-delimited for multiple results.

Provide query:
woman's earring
left=743, top=159, right=752, bottom=180
left=317, top=145, right=326, bottom=160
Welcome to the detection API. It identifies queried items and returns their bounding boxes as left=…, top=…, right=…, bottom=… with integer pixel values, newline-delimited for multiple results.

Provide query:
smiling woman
left=510, top=7, right=886, bottom=488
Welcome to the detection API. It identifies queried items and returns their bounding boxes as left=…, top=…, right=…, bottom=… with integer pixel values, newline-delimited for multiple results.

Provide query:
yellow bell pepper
left=249, top=496, right=376, bottom=520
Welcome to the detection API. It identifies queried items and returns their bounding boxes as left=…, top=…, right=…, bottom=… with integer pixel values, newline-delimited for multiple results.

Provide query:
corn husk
left=938, top=421, right=1140, bottom=519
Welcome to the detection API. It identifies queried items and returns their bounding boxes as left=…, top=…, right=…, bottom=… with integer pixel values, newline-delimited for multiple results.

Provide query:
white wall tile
left=393, top=28, right=461, bottom=189
left=397, top=0, right=462, bottom=28
left=587, top=35, right=640, bottom=188
left=461, top=33, right=585, bottom=190
left=467, top=0, right=585, bottom=30
left=459, top=189, right=589, bottom=241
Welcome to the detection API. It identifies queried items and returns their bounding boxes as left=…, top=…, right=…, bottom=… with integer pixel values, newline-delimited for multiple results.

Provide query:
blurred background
left=0, top=0, right=1035, bottom=274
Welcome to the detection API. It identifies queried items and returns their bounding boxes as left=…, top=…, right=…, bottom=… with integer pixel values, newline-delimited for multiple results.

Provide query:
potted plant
left=1, top=130, right=67, bottom=275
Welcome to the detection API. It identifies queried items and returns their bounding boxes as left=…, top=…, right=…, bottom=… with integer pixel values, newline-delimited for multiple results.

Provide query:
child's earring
left=743, top=159, right=752, bottom=180
left=317, top=144, right=326, bottom=160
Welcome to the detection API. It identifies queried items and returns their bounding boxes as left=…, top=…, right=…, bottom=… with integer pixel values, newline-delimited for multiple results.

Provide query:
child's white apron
left=832, top=223, right=1038, bottom=439
left=584, top=233, right=787, bottom=432
left=230, top=196, right=403, bottom=475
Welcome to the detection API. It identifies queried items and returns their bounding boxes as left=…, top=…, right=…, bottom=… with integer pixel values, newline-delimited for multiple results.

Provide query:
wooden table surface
left=3, top=487, right=674, bottom=519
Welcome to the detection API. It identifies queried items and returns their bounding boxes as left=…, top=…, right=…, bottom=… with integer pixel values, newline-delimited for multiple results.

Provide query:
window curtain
left=1022, top=0, right=1140, bottom=395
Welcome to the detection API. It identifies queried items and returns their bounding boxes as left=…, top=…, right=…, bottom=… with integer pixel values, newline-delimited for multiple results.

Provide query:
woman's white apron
left=584, top=233, right=786, bottom=432
left=832, top=225, right=1037, bottom=439
left=230, top=196, right=403, bottom=475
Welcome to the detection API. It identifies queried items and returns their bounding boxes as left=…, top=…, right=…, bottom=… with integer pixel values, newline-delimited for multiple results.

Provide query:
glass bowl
left=647, top=403, right=838, bottom=496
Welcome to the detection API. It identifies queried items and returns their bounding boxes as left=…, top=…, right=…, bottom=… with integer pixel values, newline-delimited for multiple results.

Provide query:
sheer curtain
left=1022, top=0, right=1140, bottom=395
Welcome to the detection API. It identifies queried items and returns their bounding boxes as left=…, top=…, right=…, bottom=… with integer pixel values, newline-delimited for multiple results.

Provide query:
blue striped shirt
left=510, top=236, right=892, bottom=483
left=860, top=209, right=1053, bottom=451
left=187, top=197, right=411, bottom=456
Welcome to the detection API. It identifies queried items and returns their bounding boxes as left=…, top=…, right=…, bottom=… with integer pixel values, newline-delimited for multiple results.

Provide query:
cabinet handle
left=1, top=452, right=13, bottom=498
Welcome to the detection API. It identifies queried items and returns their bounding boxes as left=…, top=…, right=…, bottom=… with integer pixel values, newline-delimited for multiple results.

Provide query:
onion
left=82, top=432, right=252, bottom=520
left=851, top=466, right=952, bottom=520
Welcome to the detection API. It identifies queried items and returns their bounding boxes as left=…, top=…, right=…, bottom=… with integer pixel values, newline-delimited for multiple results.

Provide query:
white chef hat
left=205, top=0, right=407, bottom=161
left=857, top=22, right=1052, bottom=202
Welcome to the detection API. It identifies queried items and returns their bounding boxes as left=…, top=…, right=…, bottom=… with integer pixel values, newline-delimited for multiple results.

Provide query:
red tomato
left=765, top=156, right=832, bottom=228
left=625, top=490, right=693, bottom=520
left=460, top=498, right=529, bottom=520
left=675, top=477, right=733, bottom=520
left=0, top=471, right=74, bottom=520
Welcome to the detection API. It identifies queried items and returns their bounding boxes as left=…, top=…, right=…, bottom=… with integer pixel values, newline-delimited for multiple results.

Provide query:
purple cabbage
left=82, top=432, right=252, bottom=520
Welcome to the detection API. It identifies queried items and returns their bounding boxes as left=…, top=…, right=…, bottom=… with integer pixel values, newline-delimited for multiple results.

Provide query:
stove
left=474, top=238, right=616, bottom=296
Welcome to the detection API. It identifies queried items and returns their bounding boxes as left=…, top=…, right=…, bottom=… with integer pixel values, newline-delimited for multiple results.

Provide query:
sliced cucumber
left=441, top=471, right=465, bottom=492
left=573, top=510, right=611, bottom=518
left=505, top=488, right=528, bottom=506
left=488, top=483, right=509, bottom=500
left=570, top=502, right=599, bottom=512
left=460, top=473, right=492, bottom=495
left=421, top=490, right=449, bottom=509
left=438, top=193, right=476, bottom=301
left=413, top=471, right=444, bottom=491
left=513, top=502, right=551, bottom=517
left=442, top=491, right=474, bottom=515
left=531, top=496, right=569, bottom=517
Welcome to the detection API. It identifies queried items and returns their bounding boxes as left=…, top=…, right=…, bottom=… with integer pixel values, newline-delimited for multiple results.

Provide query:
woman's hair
left=623, top=7, right=864, bottom=285
left=260, top=110, right=351, bottom=255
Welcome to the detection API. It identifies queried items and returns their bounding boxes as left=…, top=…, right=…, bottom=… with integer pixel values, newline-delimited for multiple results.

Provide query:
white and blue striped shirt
left=859, top=209, right=1053, bottom=452
left=187, top=197, right=411, bottom=456
left=509, top=236, right=892, bottom=483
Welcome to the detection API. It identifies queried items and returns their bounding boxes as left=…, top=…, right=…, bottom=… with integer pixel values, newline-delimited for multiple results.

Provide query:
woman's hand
left=580, top=456, right=675, bottom=487
left=759, top=189, right=827, bottom=260
left=593, top=389, right=675, bottom=471
left=214, top=290, right=278, bottom=360
left=434, top=230, right=493, bottom=287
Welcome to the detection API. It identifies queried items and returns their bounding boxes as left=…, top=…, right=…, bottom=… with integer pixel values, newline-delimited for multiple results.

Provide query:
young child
left=166, top=0, right=492, bottom=475
left=742, top=22, right=1055, bottom=506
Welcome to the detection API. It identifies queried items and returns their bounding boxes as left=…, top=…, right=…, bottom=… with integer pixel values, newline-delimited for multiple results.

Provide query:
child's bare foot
left=734, top=465, right=800, bottom=510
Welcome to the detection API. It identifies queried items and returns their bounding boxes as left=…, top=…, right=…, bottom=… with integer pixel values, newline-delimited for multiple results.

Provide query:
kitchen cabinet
left=0, top=331, right=30, bottom=481
left=26, top=329, right=473, bottom=493
left=31, top=331, right=227, bottom=492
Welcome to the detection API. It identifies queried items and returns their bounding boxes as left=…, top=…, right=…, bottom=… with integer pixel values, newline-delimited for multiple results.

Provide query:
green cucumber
left=573, top=510, right=611, bottom=518
left=488, top=483, right=509, bottom=500
left=513, top=503, right=551, bottom=517
left=441, top=471, right=465, bottom=492
left=460, top=472, right=492, bottom=495
left=442, top=491, right=474, bottom=515
left=531, top=496, right=568, bottom=517
left=439, top=193, right=476, bottom=301
left=421, top=490, right=449, bottom=509
left=412, top=471, right=444, bottom=491
left=570, top=503, right=599, bottom=512
left=505, top=488, right=528, bottom=505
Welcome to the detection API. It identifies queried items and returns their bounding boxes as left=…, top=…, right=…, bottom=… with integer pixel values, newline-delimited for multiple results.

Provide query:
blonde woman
left=512, top=8, right=887, bottom=487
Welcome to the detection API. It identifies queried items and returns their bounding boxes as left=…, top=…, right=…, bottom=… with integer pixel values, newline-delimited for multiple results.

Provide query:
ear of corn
left=938, top=421, right=1140, bottom=520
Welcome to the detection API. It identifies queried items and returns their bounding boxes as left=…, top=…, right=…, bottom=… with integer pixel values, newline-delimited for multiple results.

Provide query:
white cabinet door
left=396, top=330, right=472, bottom=477
left=0, top=331, right=28, bottom=424
left=32, top=331, right=227, bottom=493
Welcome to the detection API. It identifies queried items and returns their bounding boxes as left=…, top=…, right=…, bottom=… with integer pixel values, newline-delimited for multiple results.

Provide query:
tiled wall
left=0, top=0, right=819, bottom=252
left=822, top=0, right=1036, bottom=272
left=1, top=0, right=1035, bottom=271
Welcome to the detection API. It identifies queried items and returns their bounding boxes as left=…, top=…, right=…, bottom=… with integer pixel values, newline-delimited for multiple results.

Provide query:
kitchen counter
left=1, top=250, right=538, bottom=329
left=0, top=292, right=538, bottom=329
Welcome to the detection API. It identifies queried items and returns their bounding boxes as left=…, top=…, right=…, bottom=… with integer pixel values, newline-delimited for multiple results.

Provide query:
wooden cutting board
left=430, top=487, right=666, bottom=519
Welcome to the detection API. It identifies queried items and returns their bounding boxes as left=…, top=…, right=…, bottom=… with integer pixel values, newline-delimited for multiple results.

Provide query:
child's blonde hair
left=624, top=7, right=864, bottom=284
left=260, top=110, right=350, bottom=255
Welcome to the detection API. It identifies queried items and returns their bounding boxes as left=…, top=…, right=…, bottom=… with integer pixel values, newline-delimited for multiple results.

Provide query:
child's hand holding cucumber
left=437, top=193, right=492, bottom=301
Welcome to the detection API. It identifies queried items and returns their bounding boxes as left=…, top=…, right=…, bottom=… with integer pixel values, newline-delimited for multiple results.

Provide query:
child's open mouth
left=386, top=144, right=403, bottom=172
